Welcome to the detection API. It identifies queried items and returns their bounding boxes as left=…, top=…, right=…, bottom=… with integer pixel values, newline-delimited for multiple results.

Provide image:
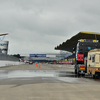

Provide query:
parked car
left=25, top=60, right=29, bottom=63
left=29, top=60, right=33, bottom=64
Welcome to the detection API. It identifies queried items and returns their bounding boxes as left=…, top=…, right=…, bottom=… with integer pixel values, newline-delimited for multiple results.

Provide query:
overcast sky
left=1, top=0, right=100, bottom=54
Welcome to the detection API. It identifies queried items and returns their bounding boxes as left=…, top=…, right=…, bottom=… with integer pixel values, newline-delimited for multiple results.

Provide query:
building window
left=89, top=55, right=91, bottom=60
left=92, top=55, right=95, bottom=62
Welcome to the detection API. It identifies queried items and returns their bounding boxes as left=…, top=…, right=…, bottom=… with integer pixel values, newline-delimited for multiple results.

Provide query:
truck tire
left=93, top=74, right=98, bottom=79
left=93, top=75, right=95, bottom=79
left=95, top=72, right=99, bottom=79
left=77, top=69, right=80, bottom=77
left=77, top=72, right=80, bottom=77
left=98, top=75, right=100, bottom=79
left=82, top=74, right=85, bottom=77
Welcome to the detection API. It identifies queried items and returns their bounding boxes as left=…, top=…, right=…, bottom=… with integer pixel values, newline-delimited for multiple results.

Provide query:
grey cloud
left=0, top=0, right=100, bottom=54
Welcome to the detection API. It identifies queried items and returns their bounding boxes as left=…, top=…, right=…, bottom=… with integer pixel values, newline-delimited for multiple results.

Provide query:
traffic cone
left=36, top=63, right=38, bottom=67
left=54, top=62, right=57, bottom=64
left=39, top=64, right=41, bottom=69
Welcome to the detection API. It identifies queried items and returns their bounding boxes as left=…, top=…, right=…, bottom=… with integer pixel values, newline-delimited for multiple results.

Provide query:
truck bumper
left=78, top=69, right=85, bottom=74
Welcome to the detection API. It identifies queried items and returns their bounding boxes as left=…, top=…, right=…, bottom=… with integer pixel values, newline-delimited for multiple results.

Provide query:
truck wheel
left=82, top=74, right=85, bottom=77
left=93, top=75, right=98, bottom=79
left=93, top=75, right=95, bottom=79
left=77, top=71, right=80, bottom=77
left=95, top=73, right=99, bottom=79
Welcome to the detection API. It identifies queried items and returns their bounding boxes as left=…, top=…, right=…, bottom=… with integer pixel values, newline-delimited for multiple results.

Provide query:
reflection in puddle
left=0, top=70, right=75, bottom=79
left=0, top=70, right=100, bottom=84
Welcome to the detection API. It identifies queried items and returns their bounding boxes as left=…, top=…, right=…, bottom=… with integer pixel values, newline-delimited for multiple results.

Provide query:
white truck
left=87, top=49, right=100, bottom=78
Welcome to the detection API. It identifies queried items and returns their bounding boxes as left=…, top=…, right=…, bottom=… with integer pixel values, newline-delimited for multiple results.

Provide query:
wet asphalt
left=1, top=64, right=100, bottom=100
left=0, top=63, right=100, bottom=85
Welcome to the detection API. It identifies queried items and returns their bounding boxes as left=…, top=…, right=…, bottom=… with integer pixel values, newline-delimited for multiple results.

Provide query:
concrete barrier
left=0, top=61, right=25, bottom=67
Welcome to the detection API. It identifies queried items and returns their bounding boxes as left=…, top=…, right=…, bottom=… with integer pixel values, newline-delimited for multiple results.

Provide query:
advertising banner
left=46, top=55, right=56, bottom=58
left=0, top=41, right=9, bottom=54
left=30, top=54, right=46, bottom=57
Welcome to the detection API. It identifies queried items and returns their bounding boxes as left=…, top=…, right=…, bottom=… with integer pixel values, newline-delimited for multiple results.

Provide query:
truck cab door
left=95, top=54, right=100, bottom=67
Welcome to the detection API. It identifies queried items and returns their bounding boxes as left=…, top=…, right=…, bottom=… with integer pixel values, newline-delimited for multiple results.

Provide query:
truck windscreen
left=78, top=42, right=100, bottom=56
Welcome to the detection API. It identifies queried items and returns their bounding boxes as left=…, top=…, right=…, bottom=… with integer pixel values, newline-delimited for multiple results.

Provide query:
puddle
left=0, top=70, right=76, bottom=79
left=0, top=70, right=100, bottom=84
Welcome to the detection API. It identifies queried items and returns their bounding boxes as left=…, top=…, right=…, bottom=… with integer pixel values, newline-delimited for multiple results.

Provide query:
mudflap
left=74, top=65, right=77, bottom=74
left=75, top=68, right=77, bottom=74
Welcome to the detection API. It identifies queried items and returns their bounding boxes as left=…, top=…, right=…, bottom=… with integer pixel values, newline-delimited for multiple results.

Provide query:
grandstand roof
left=55, top=32, right=100, bottom=52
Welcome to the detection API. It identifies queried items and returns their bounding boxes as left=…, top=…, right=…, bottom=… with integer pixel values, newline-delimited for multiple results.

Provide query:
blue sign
left=30, top=54, right=46, bottom=57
